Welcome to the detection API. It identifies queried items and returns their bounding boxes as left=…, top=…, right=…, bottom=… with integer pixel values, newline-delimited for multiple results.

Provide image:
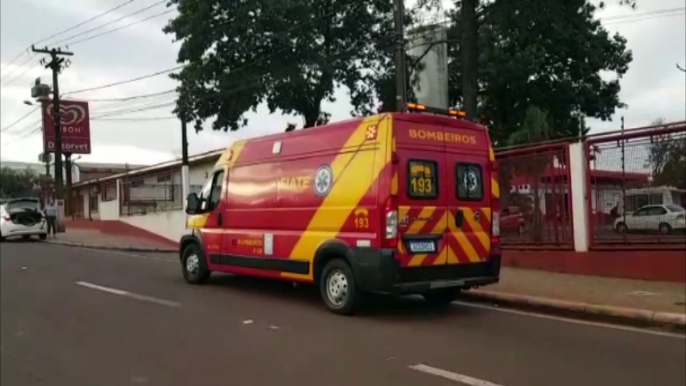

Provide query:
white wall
left=98, top=180, right=120, bottom=220
left=120, top=210, right=187, bottom=242
left=189, top=159, right=217, bottom=193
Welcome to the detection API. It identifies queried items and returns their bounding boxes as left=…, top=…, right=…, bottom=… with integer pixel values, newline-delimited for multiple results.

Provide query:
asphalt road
left=1, top=241, right=684, bottom=386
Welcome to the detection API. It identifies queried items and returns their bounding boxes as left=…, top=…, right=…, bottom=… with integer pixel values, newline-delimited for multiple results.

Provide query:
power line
left=76, top=89, right=176, bottom=102
left=0, top=54, right=36, bottom=83
left=1, top=60, right=44, bottom=88
left=63, top=66, right=184, bottom=95
left=0, top=107, right=40, bottom=133
left=36, top=0, right=139, bottom=45
left=599, top=6, right=685, bottom=22
left=1, top=0, right=138, bottom=80
left=67, top=9, right=176, bottom=47
left=92, top=116, right=176, bottom=121
left=50, top=0, right=169, bottom=47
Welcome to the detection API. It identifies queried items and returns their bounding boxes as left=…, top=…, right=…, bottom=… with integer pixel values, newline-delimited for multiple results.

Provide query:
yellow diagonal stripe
left=407, top=211, right=447, bottom=266
left=406, top=207, right=436, bottom=234
left=455, top=229, right=481, bottom=263
left=488, top=147, right=495, bottom=162
left=462, top=208, right=491, bottom=252
left=491, top=178, right=500, bottom=198
left=286, top=115, right=391, bottom=279
left=445, top=245, right=459, bottom=264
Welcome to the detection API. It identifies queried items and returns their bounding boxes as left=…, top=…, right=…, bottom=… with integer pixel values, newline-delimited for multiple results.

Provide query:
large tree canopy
left=164, top=0, right=395, bottom=131
left=447, top=0, right=633, bottom=145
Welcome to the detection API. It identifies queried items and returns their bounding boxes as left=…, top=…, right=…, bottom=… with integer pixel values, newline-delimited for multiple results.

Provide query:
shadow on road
left=203, top=273, right=481, bottom=321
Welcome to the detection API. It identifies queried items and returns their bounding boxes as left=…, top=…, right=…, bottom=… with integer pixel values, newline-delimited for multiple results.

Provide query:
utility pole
left=31, top=45, right=73, bottom=200
left=181, top=119, right=190, bottom=202
left=394, top=0, right=407, bottom=112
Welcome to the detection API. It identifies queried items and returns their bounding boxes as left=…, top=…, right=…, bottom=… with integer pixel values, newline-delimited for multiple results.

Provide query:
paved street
left=1, top=241, right=684, bottom=386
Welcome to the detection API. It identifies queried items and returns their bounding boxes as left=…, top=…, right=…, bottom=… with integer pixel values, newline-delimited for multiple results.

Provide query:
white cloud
left=2, top=0, right=685, bottom=166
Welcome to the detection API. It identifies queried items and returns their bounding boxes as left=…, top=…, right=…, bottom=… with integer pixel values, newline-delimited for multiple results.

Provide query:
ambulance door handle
left=217, top=213, right=223, bottom=226
left=455, top=210, right=464, bottom=228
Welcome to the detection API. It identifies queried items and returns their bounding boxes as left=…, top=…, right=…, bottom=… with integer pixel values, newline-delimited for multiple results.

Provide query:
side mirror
left=185, top=193, right=200, bottom=215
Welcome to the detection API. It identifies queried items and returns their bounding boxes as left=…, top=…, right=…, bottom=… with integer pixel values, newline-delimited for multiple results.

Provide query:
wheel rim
left=186, top=254, right=200, bottom=275
left=326, top=269, right=349, bottom=306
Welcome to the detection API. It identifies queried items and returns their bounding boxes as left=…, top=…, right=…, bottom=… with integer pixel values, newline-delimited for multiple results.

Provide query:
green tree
left=0, top=167, right=38, bottom=199
left=502, top=106, right=554, bottom=241
left=165, top=0, right=396, bottom=132
left=648, top=119, right=686, bottom=190
left=448, top=0, right=633, bottom=145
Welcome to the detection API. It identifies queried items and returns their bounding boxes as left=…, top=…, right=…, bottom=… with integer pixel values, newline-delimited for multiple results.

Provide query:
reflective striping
left=287, top=115, right=391, bottom=279
left=462, top=208, right=491, bottom=253
left=445, top=245, right=459, bottom=264
left=391, top=171, right=399, bottom=195
left=406, top=207, right=436, bottom=234
left=455, top=229, right=481, bottom=262
left=491, top=178, right=500, bottom=198
left=488, top=147, right=495, bottom=162
left=408, top=211, right=447, bottom=266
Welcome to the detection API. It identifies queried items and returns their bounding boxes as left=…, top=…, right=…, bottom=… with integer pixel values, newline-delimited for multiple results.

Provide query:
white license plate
left=408, top=241, right=436, bottom=253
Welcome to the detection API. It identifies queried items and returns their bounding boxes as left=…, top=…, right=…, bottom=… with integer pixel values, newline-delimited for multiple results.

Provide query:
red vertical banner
left=42, top=99, right=91, bottom=154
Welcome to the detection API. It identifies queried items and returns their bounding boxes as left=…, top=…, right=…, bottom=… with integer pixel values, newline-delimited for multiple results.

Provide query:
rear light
left=382, top=195, right=398, bottom=248
left=492, top=211, right=500, bottom=237
left=491, top=236, right=500, bottom=246
left=2, top=216, right=10, bottom=222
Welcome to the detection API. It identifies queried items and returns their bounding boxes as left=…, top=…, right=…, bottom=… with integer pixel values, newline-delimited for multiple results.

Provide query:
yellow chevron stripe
left=455, top=229, right=481, bottom=263
left=445, top=245, right=459, bottom=264
left=406, top=207, right=436, bottom=234
left=491, top=178, right=500, bottom=198
left=407, top=211, right=447, bottom=266
left=285, top=115, right=391, bottom=280
left=488, top=147, right=495, bottom=162
left=391, top=172, right=398, bottom=195
left=462, top=208, right=491, bottom=252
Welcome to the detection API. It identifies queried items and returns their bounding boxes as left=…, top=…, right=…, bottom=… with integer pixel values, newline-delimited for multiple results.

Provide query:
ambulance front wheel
left=320, top=258, right=360, bottom=315
left=182, top=243, right=210, bottom=284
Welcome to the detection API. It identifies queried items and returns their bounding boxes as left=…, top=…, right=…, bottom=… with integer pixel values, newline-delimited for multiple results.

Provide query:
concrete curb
left=45, top=240, right=177, bottom=254
left=461, top=290, right=686, bottom=332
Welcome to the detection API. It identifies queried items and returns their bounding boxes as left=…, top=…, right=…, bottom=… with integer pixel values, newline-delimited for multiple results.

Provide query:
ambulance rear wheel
left=182, top=243, right=210, bottom=284
left=320, top=258, right=360, bottom=315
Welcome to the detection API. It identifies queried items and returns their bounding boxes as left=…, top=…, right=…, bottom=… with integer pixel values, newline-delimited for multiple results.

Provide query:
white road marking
left=409, top=364, right=504, bottom=386
left=453, top=300, right=685, bottom=340
left=75, top=281, right=181, bottom=307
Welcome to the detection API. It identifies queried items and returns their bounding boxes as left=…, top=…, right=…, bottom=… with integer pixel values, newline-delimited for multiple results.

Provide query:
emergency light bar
left=405, top=103, right=467, bottom=118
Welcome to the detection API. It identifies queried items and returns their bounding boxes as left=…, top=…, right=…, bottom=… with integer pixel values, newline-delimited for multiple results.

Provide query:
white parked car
left=614, top=204, right=686, bottom=234
left=0, top=198, right=48, bottom=241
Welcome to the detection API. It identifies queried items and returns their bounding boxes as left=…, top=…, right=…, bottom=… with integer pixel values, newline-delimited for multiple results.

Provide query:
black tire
left=423, top=288, right=459, bottom=307
left=319, top=258, right=360, bottom=315
left=616, top=222, right=628, bottom=233
left=181, top=243, right=210, bottom=284
left=39, top=234, right=47, bottom=241
left=659, top=223, right=672, bottom=235
left=22, top=235, right=31, bottom=240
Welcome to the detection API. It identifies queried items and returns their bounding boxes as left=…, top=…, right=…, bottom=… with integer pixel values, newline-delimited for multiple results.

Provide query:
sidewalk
left=462, top=267, right=685, bottom=330
left=485, top=267, right=686, bottom=314
left=46, top=229, right=176, bottom=252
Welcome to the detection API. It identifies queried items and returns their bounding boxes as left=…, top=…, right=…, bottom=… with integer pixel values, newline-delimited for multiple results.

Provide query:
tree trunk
left=461, top=0, right=478, bottom=119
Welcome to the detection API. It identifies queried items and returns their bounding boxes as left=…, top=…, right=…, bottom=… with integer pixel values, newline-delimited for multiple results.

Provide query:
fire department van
left=181, top=104, right=501, bottom=314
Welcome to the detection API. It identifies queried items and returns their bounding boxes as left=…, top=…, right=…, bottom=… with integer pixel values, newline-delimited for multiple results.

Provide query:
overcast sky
left=1, top=0, right=684, bottom=166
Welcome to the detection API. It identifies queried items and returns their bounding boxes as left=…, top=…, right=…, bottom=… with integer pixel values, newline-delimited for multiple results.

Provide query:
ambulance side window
left=208, top=170, right=225, bottom=210
left=407, top=159, right=438, bottom=199
left=200, top=170, right=225, bottom=211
